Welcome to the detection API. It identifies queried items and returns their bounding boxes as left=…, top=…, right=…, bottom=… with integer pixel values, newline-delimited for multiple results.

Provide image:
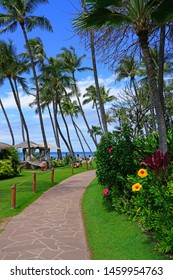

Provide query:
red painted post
left=86, top=159, right=88, bottom=171
left=11, top=184, right=16, bottom=209
left=51, top=167, right=54, bottom=183
left=32, top=171, right=36, bottom=192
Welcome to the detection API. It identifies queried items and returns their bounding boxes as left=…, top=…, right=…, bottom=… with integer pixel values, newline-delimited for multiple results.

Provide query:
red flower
left=103, top=188, right=109, bottom=196
left=108, top=147, right=113, bottom=153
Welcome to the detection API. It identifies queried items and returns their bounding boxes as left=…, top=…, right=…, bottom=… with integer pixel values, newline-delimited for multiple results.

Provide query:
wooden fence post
left=32, top=171, right=36, bottom=192
left=86, top=159, right=88, bottom=170
left=11, top=184, right=16, bottom=209
left=72, top=162, right=74, bottom=174
left=51, top=167, right=54, bottom=183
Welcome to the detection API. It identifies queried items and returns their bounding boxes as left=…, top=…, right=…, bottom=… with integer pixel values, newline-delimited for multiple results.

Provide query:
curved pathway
left=0, top=170, right=96, bottom=260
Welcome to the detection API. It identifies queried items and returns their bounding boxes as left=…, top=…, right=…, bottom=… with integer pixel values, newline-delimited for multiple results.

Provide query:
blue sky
left=0, top=0, right=123, bottom=152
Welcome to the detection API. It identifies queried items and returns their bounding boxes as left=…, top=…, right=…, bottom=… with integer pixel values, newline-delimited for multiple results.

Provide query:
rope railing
left=10, top=167, right=55, bottom=209
left=1, top=161, right=91, bottom=211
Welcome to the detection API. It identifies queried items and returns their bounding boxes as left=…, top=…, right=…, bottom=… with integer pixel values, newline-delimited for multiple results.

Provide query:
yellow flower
left=137, top=168, right=148, bottom=178
left=132, top=183, right=142, bottom=192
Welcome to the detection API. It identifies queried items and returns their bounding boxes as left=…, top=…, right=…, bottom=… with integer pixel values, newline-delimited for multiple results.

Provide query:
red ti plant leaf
left=141, top=149, right=169, bottom=175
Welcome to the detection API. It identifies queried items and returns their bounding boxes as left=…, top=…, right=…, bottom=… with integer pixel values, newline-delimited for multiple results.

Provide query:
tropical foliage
left=96, top=126, right=173, bottom=255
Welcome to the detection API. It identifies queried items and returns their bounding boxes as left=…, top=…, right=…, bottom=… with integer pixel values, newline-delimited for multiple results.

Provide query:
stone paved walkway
left=0, top=170, right=96, bottom=260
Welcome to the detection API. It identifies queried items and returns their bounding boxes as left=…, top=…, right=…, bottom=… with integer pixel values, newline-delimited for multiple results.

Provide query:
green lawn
left=82, top=178, right=168, bottom=260
left=0, top=163, right=94, bottom=219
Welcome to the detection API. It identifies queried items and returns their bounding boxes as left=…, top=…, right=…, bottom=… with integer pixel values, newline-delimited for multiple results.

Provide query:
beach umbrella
left=38, top=142, right=61, bottom=150
left=14, top=141, right=39, bottom=149
left=0, top=142, right=12, bottom=149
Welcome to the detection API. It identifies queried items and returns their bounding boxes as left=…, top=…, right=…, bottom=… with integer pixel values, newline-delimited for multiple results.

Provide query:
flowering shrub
left=126, top=166, right=173, bottom=254
left=95, top=125, right=139, bottom=199
left=96, top=126, right=173, bottom=255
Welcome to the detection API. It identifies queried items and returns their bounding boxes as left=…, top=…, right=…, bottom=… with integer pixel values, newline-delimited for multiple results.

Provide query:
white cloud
left=1, top=91, right=35, bottom=109
left=0, top=74, right=121, bottom=150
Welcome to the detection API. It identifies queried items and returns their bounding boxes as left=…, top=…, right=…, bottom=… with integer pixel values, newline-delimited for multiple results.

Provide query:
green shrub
left=96, top=125, right=139, bottom=198
left=0, top=148, right=20, bottom=177
left=64, top=153, right=72, bottom=165
left=0, top=159, right=15, bottom=178
left=51, top=159, right=66, bottom=167
left=96, top=125, right=173, bottom=255
left=126, top=167, right=173, bottom=254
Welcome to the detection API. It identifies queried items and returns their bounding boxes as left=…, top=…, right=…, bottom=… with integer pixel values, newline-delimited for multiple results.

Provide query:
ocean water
left=18, top=151, right=94, bottom=161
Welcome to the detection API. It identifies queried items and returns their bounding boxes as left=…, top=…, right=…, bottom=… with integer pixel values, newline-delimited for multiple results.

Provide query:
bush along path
left=95, top=127, right=173, bottom=257
left=82, top=179, right=168, bottom=260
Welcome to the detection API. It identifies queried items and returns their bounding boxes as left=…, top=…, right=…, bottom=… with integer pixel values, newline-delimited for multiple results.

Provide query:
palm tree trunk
left=72, top=72, right=97, bottom=146
left=8, top=78, right=31, bottom=157
left=58, top=102, right=75, bottom=160
left=20, top=23, right=51, bottom=167
left=47, top=104, right=62, bottom=159
left=158, top=25, right=166, bottom=117
left=0, top=98, right=15, bottom=145
left=74, top=122, right=94, bottom=156
left=53, top=99, right=74, bottom=159
left=95, top=102, right=103, bottom=131
left=138, top=33, right=167, bottom=154
left=71, top=115, right=86, bottom=159
left=14, top=79, right=26, bottom=141
left=81, top=0, right=108, bottom=133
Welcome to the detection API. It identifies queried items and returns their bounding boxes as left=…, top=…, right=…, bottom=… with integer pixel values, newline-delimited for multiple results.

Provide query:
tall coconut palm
left=38, top=57, right=76, bottom=160
left=75, top=0, right=108, bottom=133
left=21, top=37, right=47, bottom=69
left=0, top=98, right=15, bottom=145
left=83, top=85, right=103, bottom=130
left=99, top=85, right=116, bottom=104
left=73, top=0, right=173, bottom=154
left=0, top=0, right=53, bottom=166
left=61, top=99, right=87, bottom=158
left=57, top=46, right=97, bottom=146
left=0, top=40, right=31, bottom=155
left=90, top=125, right=103, bottom=145
left=115, top=56, right=153, bottom=134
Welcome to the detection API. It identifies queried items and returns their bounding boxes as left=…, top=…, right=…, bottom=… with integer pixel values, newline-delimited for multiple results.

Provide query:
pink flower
left=103, top=188, right=109, bottom=196
left=110, top=155, right=113, bottom=158
left=108, top=147, right=113, bottom=153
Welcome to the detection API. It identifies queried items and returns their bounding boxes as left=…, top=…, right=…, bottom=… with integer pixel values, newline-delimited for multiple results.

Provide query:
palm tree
left=0, top=98, right=15, bottom=145
left=115, top=56, right=152, bottom=134
left=83, top=85, right=103, bottom=130
left=0, top=40, right=31, bottom=155
left=73, top=0, right=173, bottom=154
left=57, top=46, right=97, bottom=146
left=90, top=125, right=103, bottom=145
left=0, top=0, right=53, bottom=166
left=100, top=85, right=116, bottom=104
left=61, top=99, right=87, bottom=158
left=75, top=0, right=108, bottom=133
left=21, top=37, right=47, bottom=69
left=38, top=57, right=76, bottom=160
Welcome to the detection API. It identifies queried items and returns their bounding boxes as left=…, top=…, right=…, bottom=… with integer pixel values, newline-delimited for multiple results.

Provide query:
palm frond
left=0, top=19, right=18, bottom=33
left=25, top=0, right=49, bottom=14
left=25, top=16, right=53, bottom=32
left=151, top=0, right=173, bottom=23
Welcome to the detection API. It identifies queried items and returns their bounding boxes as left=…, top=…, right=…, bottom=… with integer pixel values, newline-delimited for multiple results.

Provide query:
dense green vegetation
left=0, top=148, right=20, bottom=179
left=95, top=126, right=173, bottom=256
left=83, top=178, right=168, bottom=260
